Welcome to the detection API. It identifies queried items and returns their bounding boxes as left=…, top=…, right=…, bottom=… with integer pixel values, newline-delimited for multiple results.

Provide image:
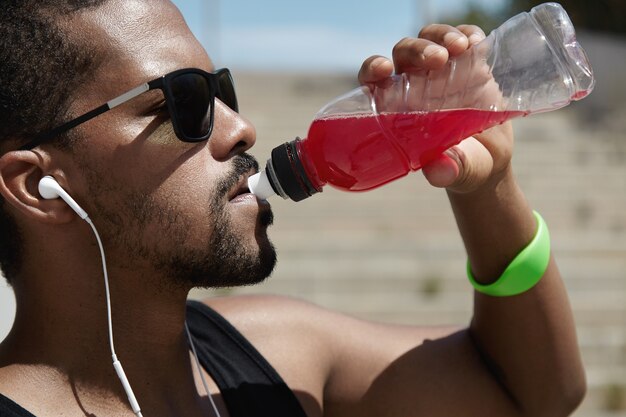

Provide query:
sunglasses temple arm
left=19, top=104, right=111, bottom=150
left=19, top=83, right=153, bottom=150
left=108, top=83, right=150, bottom=109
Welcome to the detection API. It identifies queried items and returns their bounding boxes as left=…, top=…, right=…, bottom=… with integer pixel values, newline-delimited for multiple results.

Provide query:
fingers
left=364, top=23, right=487, bottom=82
left=472, top=121, right=514, bottom=174
left=418, top=24, right=470, bottom=56
left=392, top=23, right=486, bottom=74
left=455, top=25, right=487, bottom=46
left=417, top=24, right=487, bottom=54
left=422, top=137, right=493, bottom=192
left=358, top=55, right=394, bottom=85
left=421, top=151, right=461, bottom=188
left=422, top=120, right=513, bottom=193
left=392, top=37, right=449, bottom=73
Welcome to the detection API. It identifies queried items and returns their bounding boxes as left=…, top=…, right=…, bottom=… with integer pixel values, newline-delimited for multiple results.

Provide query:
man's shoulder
left=194, top=294, right=339, bottom=394
left=200, top=293, right=317, bottom=313
left=197, top=294, right=334, bottom=336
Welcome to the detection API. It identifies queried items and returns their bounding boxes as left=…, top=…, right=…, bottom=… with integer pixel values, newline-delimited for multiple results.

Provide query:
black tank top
left=0, top=300, right=308, bottom=417
left=185, top=300, right=308, bottom=417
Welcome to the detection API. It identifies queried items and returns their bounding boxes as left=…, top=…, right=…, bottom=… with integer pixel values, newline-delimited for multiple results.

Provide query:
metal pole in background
left=414, top=0, right=435, bottom=34
left=423, top=0, right=435, bottom=26
left=203, top=0, right=221, bottom=64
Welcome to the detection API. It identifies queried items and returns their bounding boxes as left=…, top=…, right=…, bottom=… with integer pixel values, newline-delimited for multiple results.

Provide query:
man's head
left=0, top=0, right=276, bottom=289
left=0, top=0, right=107, bottom=282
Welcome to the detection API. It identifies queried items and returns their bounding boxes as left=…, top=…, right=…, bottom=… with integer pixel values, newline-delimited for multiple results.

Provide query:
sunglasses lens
left=217, top=70, right=239, bottom=113
left=170, top=73, right=212, bottom=140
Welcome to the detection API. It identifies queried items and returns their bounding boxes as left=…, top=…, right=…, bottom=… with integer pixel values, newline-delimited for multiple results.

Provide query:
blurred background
left=1, top=0, right=625, bottom=415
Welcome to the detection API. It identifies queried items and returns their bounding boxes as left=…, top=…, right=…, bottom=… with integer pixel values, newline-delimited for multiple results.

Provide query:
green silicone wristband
left=467, top=211, right=551, bottom=297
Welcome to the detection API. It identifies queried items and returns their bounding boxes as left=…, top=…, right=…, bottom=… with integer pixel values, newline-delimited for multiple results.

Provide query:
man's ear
left=0, top=150, right=77, bottom=224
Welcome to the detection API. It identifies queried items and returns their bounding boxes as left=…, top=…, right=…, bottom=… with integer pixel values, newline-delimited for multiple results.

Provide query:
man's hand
left=357, top=24, right=513, bottom=194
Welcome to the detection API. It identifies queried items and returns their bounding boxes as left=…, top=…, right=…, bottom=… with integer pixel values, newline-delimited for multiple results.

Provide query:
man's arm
left=333, top=23, right=585, bottom=416
left=323, top=155, right=584, bottom=417
left=416, top=23, right=586, bottom=415
left=447, top=162, right=585, bottom=416
left=320, top=151, right=584, bottom=416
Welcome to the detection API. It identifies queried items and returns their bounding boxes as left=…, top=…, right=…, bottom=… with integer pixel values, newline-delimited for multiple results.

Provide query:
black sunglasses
left=20, top=68, right=238, bottom=150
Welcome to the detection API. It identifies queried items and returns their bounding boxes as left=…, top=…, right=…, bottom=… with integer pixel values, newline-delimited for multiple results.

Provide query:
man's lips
left=227, top=171, right=255, bottom=202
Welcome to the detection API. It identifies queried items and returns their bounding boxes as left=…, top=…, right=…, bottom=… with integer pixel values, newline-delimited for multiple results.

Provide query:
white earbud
left=38, top=175, right=89, bottom=220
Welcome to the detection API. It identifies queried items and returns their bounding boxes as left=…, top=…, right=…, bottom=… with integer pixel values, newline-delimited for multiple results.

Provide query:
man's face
left=57, top=0, right=276, bottom=289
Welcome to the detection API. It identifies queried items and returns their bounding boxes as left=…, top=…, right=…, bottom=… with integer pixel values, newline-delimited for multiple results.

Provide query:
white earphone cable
left=86, top=218, right=116, bottom=356
left=87, top=216, right=220, bottom=417
left=186, top=322, right=222, bottom=417
left=86, top=217, right=143, bottom=417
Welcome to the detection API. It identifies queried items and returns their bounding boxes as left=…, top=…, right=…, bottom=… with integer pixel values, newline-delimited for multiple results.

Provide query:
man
left=0, top=1, right=585, bottom=416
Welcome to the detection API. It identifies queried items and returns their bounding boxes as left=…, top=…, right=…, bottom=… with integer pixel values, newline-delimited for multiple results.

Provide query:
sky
left=172, top=0, right=507, bottom=72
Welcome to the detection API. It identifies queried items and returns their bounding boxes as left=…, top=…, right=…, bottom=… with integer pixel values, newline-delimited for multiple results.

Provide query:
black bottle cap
left=270, top=139, right=319, bottom=202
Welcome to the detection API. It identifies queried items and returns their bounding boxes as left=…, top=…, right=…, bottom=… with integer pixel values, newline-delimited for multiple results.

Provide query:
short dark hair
left=0, top=0, right=107, bottom=283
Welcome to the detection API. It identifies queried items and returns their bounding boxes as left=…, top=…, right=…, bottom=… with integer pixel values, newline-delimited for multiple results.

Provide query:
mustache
left=216, top=153, right=259, bottom=198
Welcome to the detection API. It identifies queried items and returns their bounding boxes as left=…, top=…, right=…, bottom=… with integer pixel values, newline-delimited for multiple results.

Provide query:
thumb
left=422, top=137, right=493, bottom=193
left=358, top=56, right=394, bottom=85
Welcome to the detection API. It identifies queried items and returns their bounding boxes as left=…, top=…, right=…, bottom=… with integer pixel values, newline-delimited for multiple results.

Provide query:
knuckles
left=392, top=37, right=417, bottom=56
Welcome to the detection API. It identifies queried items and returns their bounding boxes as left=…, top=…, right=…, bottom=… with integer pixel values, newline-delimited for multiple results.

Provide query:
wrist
left=447, top=164, right=537, bottom=283
left=467, top=210, right=551, bottom=296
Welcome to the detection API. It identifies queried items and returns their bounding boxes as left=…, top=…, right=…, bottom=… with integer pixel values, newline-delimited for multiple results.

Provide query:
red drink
left=298, top=109, right=524, bottom=192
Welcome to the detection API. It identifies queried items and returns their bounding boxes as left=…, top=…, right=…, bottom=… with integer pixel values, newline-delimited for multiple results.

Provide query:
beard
left=83, top=152, right=277, bottom=290
left=157, top=154, right=277, bottom=289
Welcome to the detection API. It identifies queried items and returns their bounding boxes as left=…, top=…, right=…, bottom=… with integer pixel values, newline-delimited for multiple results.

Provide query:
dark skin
left=0, top=1, right=585, bottom=416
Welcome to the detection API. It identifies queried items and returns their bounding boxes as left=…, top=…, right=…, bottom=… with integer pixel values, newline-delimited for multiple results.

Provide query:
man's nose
left=208, top=100, right=256, bottom=160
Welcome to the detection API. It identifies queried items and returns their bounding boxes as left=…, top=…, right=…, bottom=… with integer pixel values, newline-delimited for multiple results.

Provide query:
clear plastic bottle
left=248, top=2, right=595, bottom=202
